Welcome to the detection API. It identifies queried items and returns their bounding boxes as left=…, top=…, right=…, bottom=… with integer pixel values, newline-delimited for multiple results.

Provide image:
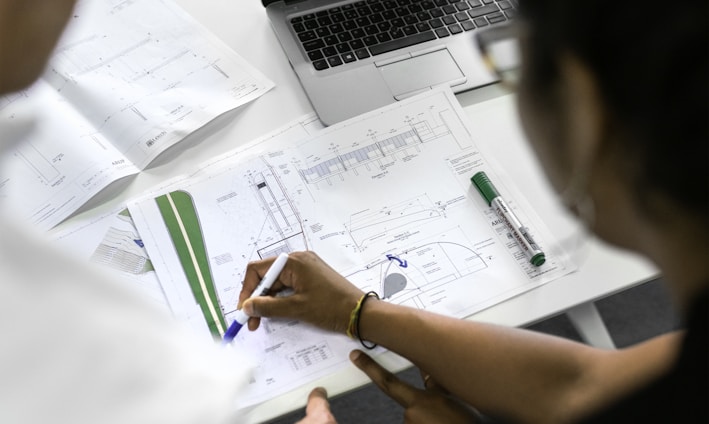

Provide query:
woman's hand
left=239, top=251, right=364, bottom=335
left=296, top=387, right=337, bottom=424
left=349, top=350, right=482, bottom=423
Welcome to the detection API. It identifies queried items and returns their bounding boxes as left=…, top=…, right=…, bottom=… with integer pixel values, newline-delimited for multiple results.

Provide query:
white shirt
left=0, top=103, right=254, bottom=424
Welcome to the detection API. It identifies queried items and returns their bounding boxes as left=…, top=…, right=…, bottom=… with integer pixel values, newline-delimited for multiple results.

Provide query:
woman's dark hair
left=519, top=0, right=708, bottom=219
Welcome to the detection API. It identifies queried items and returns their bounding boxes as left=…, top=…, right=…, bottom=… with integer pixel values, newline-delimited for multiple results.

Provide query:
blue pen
left=223, top=252, right=289, bottom=344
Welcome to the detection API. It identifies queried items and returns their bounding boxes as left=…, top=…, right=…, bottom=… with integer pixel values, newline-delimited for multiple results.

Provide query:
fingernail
left=349, top=350, right=361, bottom=361
left=243, top=301, right=254, bottom=315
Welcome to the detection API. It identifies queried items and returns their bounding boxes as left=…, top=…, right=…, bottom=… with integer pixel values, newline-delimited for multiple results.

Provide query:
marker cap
left=530, top=252, right=546, bottom=266
left=471, top=171, right=500, bottom=206
left=222, top=321, right=243, bottom=343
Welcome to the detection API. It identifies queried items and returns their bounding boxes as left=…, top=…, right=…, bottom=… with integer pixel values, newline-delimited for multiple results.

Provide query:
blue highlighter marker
left=223, top=252, right=289, bottom=344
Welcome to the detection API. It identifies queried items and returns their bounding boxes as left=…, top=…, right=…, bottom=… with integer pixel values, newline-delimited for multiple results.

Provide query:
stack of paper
left=123, top=88, right=574, bottom=407
left=0, top=0, right=273, bottom=230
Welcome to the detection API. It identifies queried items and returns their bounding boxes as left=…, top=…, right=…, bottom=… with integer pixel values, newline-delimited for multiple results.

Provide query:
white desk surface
left=59, top=0, right=659, bottom=421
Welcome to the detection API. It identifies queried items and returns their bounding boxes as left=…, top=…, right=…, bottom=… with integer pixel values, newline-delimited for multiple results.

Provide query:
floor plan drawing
left=343, top=193, right=451, bottom=251
left=344, top=226, right=489, bottom=310
left=128, top=88, right=575, bottom=408
left=0, top=0, right=274, bottom=230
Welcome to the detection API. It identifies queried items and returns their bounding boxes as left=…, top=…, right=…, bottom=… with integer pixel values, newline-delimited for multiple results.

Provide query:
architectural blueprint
left=0, top=0, right=273, bottom=230
left=48, top=113, right=326, bottom=322
left=128, top=88, right=575, bottom=407
left=51, top=207, right=170, bottom=311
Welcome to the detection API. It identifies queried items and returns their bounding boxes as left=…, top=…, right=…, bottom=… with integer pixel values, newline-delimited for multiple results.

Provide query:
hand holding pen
left=223, top=252, right=290, bottom=343
left=237, top=251, right=365, bottom=336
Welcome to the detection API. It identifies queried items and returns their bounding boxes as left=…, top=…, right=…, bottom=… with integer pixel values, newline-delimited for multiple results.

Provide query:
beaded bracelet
left=346, top=291, right=379, bottom=349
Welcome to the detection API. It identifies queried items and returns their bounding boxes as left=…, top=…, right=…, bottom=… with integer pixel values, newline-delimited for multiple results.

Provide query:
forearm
left=241, top=252, right=680, bottom=421
left=358, top=299, right=603, bottom=422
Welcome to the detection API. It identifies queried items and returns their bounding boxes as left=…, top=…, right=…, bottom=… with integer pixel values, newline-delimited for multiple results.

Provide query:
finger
left=350, top=350, right=419, bottom=408
left=238, top=256, right=278, bottom=308
left=418, top=367, right=447, bottom=392
left=419, top=372, right=448, bottom=395
left=296, top=387, right=336, bottom=424
left=242, top=293, right=299, bottom=320
left=246, top=316, right=261, bottom=331
left=421, top=372, right=432, bottom=389
left=305, top=387, right=331, bottom=416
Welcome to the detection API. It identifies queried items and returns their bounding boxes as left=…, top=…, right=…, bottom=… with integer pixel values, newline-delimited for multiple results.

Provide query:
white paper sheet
left=0, top=0, right=274, bottom=230
left=51, top=207, right=171, bottom=311
left=128, top=88, right=575, bottom=407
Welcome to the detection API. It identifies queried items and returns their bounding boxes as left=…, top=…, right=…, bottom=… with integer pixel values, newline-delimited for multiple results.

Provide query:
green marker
left=471, top=171, right=546, bottom=266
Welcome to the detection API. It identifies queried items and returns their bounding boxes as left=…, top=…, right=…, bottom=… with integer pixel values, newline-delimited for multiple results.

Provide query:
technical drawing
left=89, top=212, right=154, bottom=275
left=298, top=128, right=418, bottom=184
left=287, top=342, right=333, bottom=372
left=297, top=117, right=456, bottom=186
left=154, top=164, right=309, bottom=338
left=127, top=89, right=575, bottom=409
left=250, top=170, right=306, bottom=258
left=155, top=190, right=226, bottom=337
left=14, top=142, right=62, bottom=184
left=0, top=91, right=30, bottom=112
left=345, top=194, right=446, bottom=250
left=345, top=227, right=488, bottom=309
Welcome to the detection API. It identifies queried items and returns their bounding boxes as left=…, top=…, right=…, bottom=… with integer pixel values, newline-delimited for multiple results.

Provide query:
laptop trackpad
left=378, top=49, right=466, bottom=99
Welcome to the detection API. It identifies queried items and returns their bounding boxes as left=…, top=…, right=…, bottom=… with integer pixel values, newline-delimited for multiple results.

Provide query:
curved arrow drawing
left=386, top=254, right=408, bottom=268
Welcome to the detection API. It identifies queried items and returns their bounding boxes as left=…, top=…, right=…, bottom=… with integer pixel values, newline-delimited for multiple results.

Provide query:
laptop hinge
left=262, top=0, right=305, bottom=6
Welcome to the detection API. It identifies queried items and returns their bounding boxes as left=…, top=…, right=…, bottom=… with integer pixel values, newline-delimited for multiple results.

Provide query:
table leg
left=565, top=302, right=616, bottom=349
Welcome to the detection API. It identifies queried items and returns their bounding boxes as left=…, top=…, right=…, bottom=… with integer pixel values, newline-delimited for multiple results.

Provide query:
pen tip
left=223, top=321, right=244, bottom=343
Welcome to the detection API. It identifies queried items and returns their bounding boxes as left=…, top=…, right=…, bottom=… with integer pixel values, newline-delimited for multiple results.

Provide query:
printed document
left=0, top=0, right=273, bottom=230
left=127, top=88, right=575, bottom=407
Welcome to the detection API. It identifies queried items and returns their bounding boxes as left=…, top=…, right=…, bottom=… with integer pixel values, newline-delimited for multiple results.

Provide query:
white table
left=61, top=0, right=659, bottom=421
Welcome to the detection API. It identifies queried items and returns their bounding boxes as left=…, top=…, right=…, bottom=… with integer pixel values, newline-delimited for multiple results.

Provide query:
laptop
left=262, top=0, right=517, bottom=125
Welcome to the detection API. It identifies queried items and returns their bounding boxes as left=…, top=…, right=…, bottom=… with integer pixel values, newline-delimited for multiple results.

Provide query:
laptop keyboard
left=290, top=0, right=517, bottom=71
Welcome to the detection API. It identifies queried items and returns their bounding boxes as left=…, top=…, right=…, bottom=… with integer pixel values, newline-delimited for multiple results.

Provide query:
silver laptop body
left=263, top=0, right=516, bottom=125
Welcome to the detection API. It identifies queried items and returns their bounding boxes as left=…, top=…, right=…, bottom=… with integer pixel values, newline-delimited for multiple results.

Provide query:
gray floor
left=267, top=278, right=680, bottom=424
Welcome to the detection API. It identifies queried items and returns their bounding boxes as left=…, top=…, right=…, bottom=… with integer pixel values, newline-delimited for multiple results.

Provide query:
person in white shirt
left=0, top=1, right=334, bottom=422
